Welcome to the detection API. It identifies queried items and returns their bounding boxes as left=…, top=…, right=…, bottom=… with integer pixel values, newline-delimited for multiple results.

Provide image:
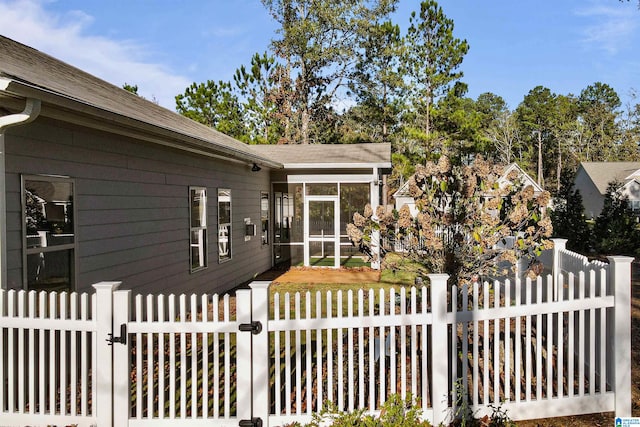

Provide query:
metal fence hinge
left=238, top=321, right=262, bottom=335
left=239, top=417, right=263, bottom=427
left=106, top=323, right=127, bottom=346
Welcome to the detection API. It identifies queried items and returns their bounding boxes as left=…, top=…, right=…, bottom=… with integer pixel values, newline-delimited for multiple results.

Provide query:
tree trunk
left=382, top=85, right=388, bottom=140
left=301, top=108, right=310, bottom=144
left=424, top=97, right=431, bottom=165
left=537, top=129, right=543, bottom=187
left=557, top=141, right=562, bottom=193
left=382, top=174, right=389, bottom=206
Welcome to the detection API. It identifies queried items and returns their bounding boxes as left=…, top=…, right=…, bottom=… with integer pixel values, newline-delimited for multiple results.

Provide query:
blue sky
left=1, top=0, right=639, bottom=111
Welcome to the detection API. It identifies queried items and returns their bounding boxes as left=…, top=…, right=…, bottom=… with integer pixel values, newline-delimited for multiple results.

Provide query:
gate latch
left=239, top=417, right=263, bottom=427
left=106, top=324, right=127, bottom=346
left=238, top=321, right=262, bottom=335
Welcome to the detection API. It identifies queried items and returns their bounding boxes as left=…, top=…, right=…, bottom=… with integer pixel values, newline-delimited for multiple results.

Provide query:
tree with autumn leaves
left=347, top=156, right=553, bottom=285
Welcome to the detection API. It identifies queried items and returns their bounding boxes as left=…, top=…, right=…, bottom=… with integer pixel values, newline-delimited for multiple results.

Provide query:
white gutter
left=0, top=96, right=41, bottom=289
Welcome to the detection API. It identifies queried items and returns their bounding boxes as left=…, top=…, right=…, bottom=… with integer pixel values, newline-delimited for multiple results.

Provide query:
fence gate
left=109, top=284, right=271, bottom=427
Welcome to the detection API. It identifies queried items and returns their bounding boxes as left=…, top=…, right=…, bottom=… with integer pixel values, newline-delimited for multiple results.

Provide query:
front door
left=304, top=196, right=340, bottom=268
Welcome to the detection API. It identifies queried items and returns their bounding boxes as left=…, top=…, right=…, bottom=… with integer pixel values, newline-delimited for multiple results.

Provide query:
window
left=261, top=191, right=269, bottom=245
left=218, top=189, right=232, bottom=262
left=23, top=176, right=75, bottom=291
left=190, top=187, right=207, bottom=272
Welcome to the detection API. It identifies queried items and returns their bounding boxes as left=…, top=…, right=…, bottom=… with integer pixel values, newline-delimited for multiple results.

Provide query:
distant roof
left=251, top=143, right=391, bottom=168
left=0, top=35, right=280, bottom=168
left=578, top=162, right=640, bottom=194
left=497, top=163, right=544, bottom=194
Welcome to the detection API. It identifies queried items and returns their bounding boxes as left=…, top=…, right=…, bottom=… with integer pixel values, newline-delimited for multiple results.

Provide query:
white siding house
left=573, top=162, right=640, bottom=218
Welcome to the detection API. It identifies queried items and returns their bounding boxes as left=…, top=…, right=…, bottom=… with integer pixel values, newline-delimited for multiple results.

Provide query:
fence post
left=608, top=256, right=634, bottom=418
left=93, top=281, right=121, bottom=427
left=236, top=287, right=253, bottom=425
left=250, top=281, right=271, bottom=426
left=112, top=289, right=131, bottom=426
left=551, top=238, right=567, bottom=301
left=428, top=273, right=450, bottom=426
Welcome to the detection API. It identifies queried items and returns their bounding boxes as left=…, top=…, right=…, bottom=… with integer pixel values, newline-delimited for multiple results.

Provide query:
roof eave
left=282, top=162, right=391, bottom=169
left=0, top=77, right=283, bottom=169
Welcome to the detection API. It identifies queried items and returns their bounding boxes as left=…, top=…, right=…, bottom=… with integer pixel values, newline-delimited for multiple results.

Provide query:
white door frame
left=304, top=195, right=340, bottom=268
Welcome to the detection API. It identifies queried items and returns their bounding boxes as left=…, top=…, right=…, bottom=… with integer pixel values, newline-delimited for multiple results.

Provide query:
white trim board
left=286, top=174, right=374, bottom=183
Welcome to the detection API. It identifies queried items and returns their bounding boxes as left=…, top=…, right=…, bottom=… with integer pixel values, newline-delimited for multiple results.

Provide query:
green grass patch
left=271, top=256, right=425, bottom=319
left=295, top=256, right=370, bottom=268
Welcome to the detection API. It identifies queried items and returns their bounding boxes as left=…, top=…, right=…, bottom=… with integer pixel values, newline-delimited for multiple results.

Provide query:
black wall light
left=251, top=163, right=261, bottom=172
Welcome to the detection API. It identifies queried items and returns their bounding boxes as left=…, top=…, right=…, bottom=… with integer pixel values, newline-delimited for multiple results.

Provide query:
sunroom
left=252, top=144, right=391, bottom=269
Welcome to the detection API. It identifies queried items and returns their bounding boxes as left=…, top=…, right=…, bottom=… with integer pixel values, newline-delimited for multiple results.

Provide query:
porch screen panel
left=306, top=183, right=337, bottom=195
left=340, top=183, right=370, bottom=263
left=273, top=183, right=303, bottom=265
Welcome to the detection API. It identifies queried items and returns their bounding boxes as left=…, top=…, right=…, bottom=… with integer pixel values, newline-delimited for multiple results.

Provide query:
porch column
left=370, top=168, right=381, bottom=269
left=0, top=133, right=7, bottom=288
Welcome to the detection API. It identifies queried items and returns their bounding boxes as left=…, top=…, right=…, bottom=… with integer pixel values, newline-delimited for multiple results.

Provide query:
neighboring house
left=573, top=162, right=640, bottom=219
left=0, top=36, right=390, bottom=295
left=393, top=162, right=543, bottom=215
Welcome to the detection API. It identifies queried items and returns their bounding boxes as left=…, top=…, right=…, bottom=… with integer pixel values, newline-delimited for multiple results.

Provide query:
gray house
left=574, top=162, right=640, bottom=219
left=0, top=36, right=390, bottom=295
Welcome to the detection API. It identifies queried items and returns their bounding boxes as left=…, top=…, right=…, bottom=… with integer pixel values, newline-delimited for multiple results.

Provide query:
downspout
left=0, top=96, right=42, bottom=289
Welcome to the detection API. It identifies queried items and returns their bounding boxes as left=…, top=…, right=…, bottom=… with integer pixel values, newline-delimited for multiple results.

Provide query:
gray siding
left=4, top=117, right=272, bottom=295
left=574, top=167, right=604, bottom=219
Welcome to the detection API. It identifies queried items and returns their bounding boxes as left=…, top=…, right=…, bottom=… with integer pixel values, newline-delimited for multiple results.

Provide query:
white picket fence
left=0, top=239, right=634, bottom=426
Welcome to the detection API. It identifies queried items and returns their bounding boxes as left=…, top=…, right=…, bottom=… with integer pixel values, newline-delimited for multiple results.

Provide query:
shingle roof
left=0, top=35, right=279, bottom=167
left=250, top=143, right=391, bottom=167
left=579, top=162, right=640, bottom=194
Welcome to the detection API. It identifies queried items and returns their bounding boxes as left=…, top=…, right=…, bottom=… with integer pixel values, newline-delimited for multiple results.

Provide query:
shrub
left=283, top=394, right=431, bottom=427
left=348, top=156, right=553, bottom=285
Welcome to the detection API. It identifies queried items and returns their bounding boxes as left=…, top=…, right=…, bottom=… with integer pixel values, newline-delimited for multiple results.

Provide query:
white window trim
left=261, top=191, right=269, bottom=245
left=218, top=188, right=232, bottom=263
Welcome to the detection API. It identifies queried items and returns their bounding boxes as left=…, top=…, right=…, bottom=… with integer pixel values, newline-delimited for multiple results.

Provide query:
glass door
left=304, top=196, right=340, bottom=268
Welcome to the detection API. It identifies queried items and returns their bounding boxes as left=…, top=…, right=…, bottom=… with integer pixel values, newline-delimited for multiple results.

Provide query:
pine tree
left=549, top=174, right=591, bottom=253
left=592, top=181, right=640, bottom=256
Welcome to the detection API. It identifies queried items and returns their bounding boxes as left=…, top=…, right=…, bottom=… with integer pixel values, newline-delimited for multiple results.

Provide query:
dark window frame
left=21, top=174, right=77, bottom=292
